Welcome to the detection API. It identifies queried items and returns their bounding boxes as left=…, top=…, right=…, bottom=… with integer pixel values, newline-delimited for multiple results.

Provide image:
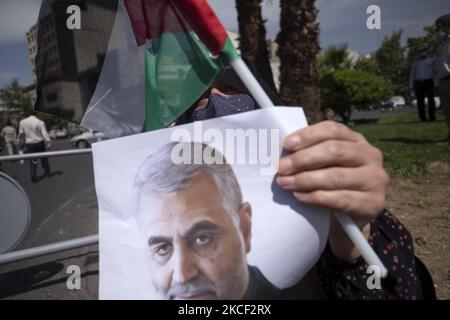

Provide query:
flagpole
left=230, top=56, right=388, bottom=278
left=230, top=58, right=274, bottom=109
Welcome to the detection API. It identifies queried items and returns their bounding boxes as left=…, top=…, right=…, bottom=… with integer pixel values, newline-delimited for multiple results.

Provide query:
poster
left=93, top=107, right=330, bottom=299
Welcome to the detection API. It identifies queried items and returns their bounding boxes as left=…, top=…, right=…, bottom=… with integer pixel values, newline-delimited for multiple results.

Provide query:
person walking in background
left=18, top=112, right=52, bottom=182
left=1, top=120, right=17, bottom=156
left=409, top=45, right=436, bottom=122
left=435, top=14, right=450, bottom=142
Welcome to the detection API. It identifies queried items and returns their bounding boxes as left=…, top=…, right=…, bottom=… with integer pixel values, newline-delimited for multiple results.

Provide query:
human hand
left=276, top=121, right=389, bottom=260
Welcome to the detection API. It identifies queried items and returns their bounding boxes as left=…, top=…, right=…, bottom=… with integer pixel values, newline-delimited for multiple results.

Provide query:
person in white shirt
left=18, top=112, right=52, bottom=182
left=435, top=14, right=450, bottom=141
left=409, top=46, right=436, bottom=122
left=1, top=120, right=17, bottom=156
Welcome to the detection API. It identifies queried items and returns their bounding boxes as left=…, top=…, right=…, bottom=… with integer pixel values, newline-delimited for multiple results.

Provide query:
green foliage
left=354, top=55, right=379, bottom=74
left=320, top=28, right=441, bottom=118
left=320, top=68, right=392, bottom=123
left=318, top=44, right=352, bottom=75
left=374, top=30, right=409, bottom=96
left=0, top=78, right=33, bottom=125
left=38, top=111, right=72, bottom=131
left=407, top=24, right=444, bottom=68
left=0, top=79, right=70, bottom=130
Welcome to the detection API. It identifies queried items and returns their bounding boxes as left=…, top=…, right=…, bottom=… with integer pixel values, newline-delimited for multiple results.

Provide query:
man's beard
left=156, top=253, right=249, bottom=300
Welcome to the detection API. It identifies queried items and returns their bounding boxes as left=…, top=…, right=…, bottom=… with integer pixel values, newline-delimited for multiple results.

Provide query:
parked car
left=67, top=125, right=84, bottom=138
left=379, top=96, right=407, bottom=112
left=380, top=100, right=394, bottom=112
left=390, top=96, right=406, bottom=109
left=70, top=130, right=106, bottom=148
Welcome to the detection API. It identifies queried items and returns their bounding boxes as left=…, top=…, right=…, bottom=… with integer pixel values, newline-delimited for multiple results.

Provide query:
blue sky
left=0, top=0, right=448, bottom=87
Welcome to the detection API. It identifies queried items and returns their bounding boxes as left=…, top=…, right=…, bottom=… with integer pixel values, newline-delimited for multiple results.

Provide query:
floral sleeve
left=317, top=209, right=420, bottom=300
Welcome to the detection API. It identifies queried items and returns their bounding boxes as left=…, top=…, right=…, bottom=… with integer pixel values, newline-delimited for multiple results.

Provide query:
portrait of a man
left=132, top=142, right=281, bottom=300
left=95, top=108, right=329, bottom=300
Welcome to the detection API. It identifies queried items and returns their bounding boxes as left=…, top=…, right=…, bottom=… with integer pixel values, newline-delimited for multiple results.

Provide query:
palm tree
left=235, top=0, right=277, bottom=93
left=318, top=44, right=351, bottom=72
left=277, top=0, right=321, bottom=123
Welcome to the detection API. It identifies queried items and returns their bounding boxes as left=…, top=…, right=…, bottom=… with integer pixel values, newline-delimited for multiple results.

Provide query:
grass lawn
left=353, top=110, right=450, bottom=177
left=353, top=110, right=450, bottom=299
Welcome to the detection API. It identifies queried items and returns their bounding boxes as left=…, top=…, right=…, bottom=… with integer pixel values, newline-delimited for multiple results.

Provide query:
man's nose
left=171, top=246, right=199, bottom=284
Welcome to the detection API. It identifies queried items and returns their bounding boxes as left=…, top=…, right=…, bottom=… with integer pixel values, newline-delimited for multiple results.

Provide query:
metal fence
left=0, top=149, right=99, bottom=265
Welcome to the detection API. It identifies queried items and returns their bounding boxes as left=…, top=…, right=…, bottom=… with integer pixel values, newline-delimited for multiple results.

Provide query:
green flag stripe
left=144, top=31, right=221, bottom=131
left=219, top=37, right=240, bottom=63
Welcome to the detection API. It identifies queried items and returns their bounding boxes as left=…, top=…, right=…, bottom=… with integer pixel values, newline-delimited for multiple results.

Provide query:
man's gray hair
left=133, top=142, right=243, bottom=224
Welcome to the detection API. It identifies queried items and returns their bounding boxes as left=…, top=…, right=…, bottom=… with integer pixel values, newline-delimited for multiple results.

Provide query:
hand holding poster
left=93, top=107, right=330, bottom=299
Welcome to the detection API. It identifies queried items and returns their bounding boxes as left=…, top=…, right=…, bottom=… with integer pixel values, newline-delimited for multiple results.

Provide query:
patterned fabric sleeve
left=317, top=209, right=419, bottom=300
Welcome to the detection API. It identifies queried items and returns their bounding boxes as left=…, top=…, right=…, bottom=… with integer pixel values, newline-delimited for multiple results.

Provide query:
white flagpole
left=230, top=56, right=388, bottom=278
left=230, top=58, right=274, bottom=108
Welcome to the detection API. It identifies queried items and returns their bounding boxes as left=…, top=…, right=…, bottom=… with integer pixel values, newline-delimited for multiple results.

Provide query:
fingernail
left=276, top=176, right=295, bottom=188
left=284, top=135, right=301, bottom=149
left=278, top=157, right=293, bottom=174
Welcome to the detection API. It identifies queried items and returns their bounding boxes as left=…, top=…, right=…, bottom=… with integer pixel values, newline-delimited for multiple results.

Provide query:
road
left=1, top=139, right=97, bottom=248
left=0, top=139, right=99, bottom=299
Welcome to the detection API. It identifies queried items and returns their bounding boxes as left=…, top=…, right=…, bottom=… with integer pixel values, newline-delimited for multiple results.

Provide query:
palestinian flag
left=33, top=0, right=239, bottom=138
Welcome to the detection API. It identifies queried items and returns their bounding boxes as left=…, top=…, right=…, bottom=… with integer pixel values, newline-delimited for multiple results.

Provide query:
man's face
left=137, top=171, right=252, bottom=300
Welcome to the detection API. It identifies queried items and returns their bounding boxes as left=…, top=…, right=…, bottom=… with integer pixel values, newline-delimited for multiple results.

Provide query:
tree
left=354, top=55, right=379, bottom=75
left=318, top=44, right=353, bottom=78
left=0, top=79, right=69, bottom=130
left=407, top=24, right=443, bottom=71
left=277, top=0, right=321, bottom=123
left=320, top=69, right=392, bottom=124
left=374, top=30, right=408, bottom=97
left=235, top=0, right=276, bottom=92
left=0, top=79, right=33, bottom=126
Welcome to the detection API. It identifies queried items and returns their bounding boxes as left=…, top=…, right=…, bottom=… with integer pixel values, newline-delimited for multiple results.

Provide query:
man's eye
left=194, top=234, right=212, bottom=246
left=154, top=244, right=172, bottom=256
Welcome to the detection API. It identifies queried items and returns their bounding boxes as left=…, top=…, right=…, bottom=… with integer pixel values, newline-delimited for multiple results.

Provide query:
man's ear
left=238, top=202, right=252, bottom=253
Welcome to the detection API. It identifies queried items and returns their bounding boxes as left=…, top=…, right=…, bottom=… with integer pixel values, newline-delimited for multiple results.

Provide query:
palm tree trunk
left=277, top=0, right=322, bottom=123
left=236, top=0, right=277, bottom=93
